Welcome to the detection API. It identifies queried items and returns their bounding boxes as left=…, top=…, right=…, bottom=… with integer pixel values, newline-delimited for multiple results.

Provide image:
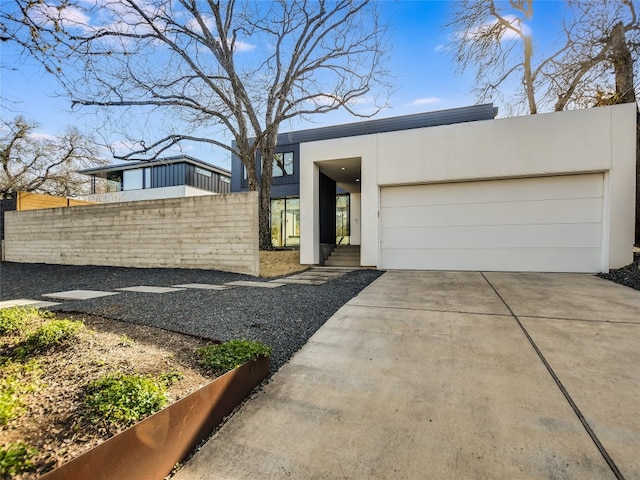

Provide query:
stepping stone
left=172, top=283, right=235, bottom=290
left=225, top=281, right=285, bottom=288
left=303, top=271, right=346, bottom=278
left=273, top=279, right=326, bottom=286
left=42, top=290, right=120, bottom=300
left=117, top=286, right=186, bottom=293
left=0, top=299, right=61, bottom=309
left=286, top=274, right=338, bottom=281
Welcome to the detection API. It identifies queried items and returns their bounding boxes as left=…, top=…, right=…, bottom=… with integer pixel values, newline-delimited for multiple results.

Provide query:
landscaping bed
left=0, top=309, right=247, bottom=479
left=598, top=251, right=640, bottom=291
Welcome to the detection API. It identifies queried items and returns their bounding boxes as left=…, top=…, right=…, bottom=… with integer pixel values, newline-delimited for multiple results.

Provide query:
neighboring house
left=232, top=103, right=636, bottom=273
left=231, top=104, right=497, bottom=248
left=80, top=155, right=231, bottom=203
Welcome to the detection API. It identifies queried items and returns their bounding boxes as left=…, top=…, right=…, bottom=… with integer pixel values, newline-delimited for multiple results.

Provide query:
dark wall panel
left=319, top=173, right=336, bottom=245
left=0, top=197, right=17, bottom=240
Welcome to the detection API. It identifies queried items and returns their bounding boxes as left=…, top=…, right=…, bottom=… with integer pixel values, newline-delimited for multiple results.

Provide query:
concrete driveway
left=173, top=271, right=640, bottom=480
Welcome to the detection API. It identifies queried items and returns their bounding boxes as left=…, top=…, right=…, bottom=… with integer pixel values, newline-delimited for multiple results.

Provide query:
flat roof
left=274, top=103, right=497, bottom=146
left=79, top=155, right=231, bottom=177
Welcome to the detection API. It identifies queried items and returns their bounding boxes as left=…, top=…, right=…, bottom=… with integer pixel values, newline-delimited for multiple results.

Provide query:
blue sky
left=1, top=0, right=566, bottom=170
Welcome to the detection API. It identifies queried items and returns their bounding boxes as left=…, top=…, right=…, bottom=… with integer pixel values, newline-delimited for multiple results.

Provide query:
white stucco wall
left=350, top=193, right=361, bottom=246
left=300, top=137, right=378, bottom=265
left=299, top=104, right=636, bottom=272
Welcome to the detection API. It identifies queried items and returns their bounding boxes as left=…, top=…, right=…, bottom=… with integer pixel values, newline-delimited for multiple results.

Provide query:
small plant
left=25, top=319, right=84, bottom=352
left=0, top=307, right=44, bottom=336
left=157, top=370, right=183, bottom=387
left=119, top=334, right=134, bottom=347
left=196, top=339, right=271, bottom=374
left=0, top=441, right=38, bottom=477
left=84, top=373, right=168, bottom=426
left=0, top=359, right=42, bottom=425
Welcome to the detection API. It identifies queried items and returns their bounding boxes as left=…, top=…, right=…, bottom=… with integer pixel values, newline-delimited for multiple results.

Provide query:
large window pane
left=123, top=169, right=143, bottom=190
left=272, top=152, right=294, bottom=177
left=336, top=194, right=350, bottom=245
left=271, top=197, right=300, bottom=248
left=271, top=198, right=285, bottom=247
left=284, top=198, right=300, bottom=246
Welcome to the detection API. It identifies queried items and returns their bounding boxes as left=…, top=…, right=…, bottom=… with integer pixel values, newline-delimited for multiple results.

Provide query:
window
left=220, top=176, right=231, bottom=184
left=272, top=152, right=294, bottom=177
left=106, top=172, right=123, bottom=192
left=123, top=169, right=143, bottom=190
left=195, top=167, right=212, bottom=178
left=271, top=197, right=300, bottom=247
left=144, top=168, right=151, bottom=189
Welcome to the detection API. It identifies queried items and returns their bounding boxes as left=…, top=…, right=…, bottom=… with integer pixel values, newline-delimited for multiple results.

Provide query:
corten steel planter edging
left=40, top=355, right=270, bottom=480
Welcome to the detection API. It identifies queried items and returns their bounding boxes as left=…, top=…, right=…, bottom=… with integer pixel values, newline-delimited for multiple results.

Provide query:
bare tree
left=446, top=0, right=639, bottom=114
left=447, top=0, right=640, bottom=244
left=2, top=0, right=389, bottom=249
left=0, top=117, right=107, bottom=197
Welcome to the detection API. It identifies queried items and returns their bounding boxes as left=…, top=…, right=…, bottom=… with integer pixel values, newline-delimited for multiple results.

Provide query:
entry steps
left=325, top=244, right=361, bottom=267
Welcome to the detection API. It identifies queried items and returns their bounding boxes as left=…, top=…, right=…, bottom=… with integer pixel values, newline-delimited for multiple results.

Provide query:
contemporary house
left=231, top=104, right=497, bottom=249
left=232, top=103, right=636, bottom=273
left=80, top=155, right=231, bottom=203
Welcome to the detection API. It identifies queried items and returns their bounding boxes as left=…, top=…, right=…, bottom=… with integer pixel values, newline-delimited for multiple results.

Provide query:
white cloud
left=31, top=3, right=91, bottom=31
left=29, top=131, right=58, bottom=142
left=410, top=97, right=442, bottom=106
left=234, top=40, right=256, bottom=52
left=434, top=44, right=445, bottom=53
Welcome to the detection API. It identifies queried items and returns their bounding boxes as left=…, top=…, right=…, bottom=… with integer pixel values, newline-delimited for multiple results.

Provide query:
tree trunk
left=610, top=21, right=639, bottom=245
left=258, top=132, right=277, bottom=251
left=611, top=22, right=635, bottom=105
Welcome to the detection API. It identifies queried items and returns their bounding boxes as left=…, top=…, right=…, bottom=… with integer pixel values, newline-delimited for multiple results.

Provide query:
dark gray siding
left=0, top=197, right=17, bottom=240
left=274, top=103, right=496, bottom=146
left=232, top=144, right=300, bottom=196
left=185, top=163, right=231, bottom=193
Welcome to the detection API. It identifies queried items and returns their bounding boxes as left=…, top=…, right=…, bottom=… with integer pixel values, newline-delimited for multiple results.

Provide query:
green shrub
left=196, top=339, right=271, bottom=374
left=0, top=360, right=41, bottom=425
left=25, top=319, right=84, bottom=352
left=84, top=373, right=168, bottom=426
left=0, top=442, right=38, bottom=477
left=0, top=307, right=43, bottom=336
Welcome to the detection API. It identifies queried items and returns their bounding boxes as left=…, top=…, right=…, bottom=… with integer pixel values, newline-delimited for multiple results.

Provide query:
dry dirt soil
left=1, top=313, right=215, bottom=479
left=259, top=249, right=308, bottom=278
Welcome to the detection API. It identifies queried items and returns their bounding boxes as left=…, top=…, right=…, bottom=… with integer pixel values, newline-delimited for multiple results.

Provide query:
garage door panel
left=381, top=174, right=604, bottom=208
left=379, top=174, right=603, bottom=272
left=381, top=197, right=603, bottom=228
left=380, top=248, right=602, bottom=273
left=381, top=223, right=602, bottom=249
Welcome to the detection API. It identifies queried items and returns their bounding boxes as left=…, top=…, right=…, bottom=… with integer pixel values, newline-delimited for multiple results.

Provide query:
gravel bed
left=0, top=262, right=383, bottom=374
left=598, top=252, right=640, bottom=292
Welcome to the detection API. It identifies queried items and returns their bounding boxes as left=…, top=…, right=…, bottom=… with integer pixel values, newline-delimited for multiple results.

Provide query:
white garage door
left=379, top=174, right=604, bottom=272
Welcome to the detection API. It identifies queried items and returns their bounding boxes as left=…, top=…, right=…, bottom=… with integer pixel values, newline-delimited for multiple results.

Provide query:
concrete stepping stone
left=117, top=286, right=186, bottom=293
left=286, top=274, right=338, bottom=281
left=302, top=271, right=346, bottom=278
left=272, top=278, right=326, bottom=286
left=225, top=281, right=285, bottom=288
left=172, top=283, right=235, bottom=290
left=0, top=299, right=61, bottom=309
left=42, top=290, right=120, bottom=300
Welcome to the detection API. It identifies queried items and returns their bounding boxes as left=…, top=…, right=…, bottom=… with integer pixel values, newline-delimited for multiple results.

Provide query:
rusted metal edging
left=41, top=356, right=270, bottom=480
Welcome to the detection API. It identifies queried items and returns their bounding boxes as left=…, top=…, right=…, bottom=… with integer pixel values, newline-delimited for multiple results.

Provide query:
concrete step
left=325, top=259, right=360, bottom=267
left=325, top=245, right=360, bottom=267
